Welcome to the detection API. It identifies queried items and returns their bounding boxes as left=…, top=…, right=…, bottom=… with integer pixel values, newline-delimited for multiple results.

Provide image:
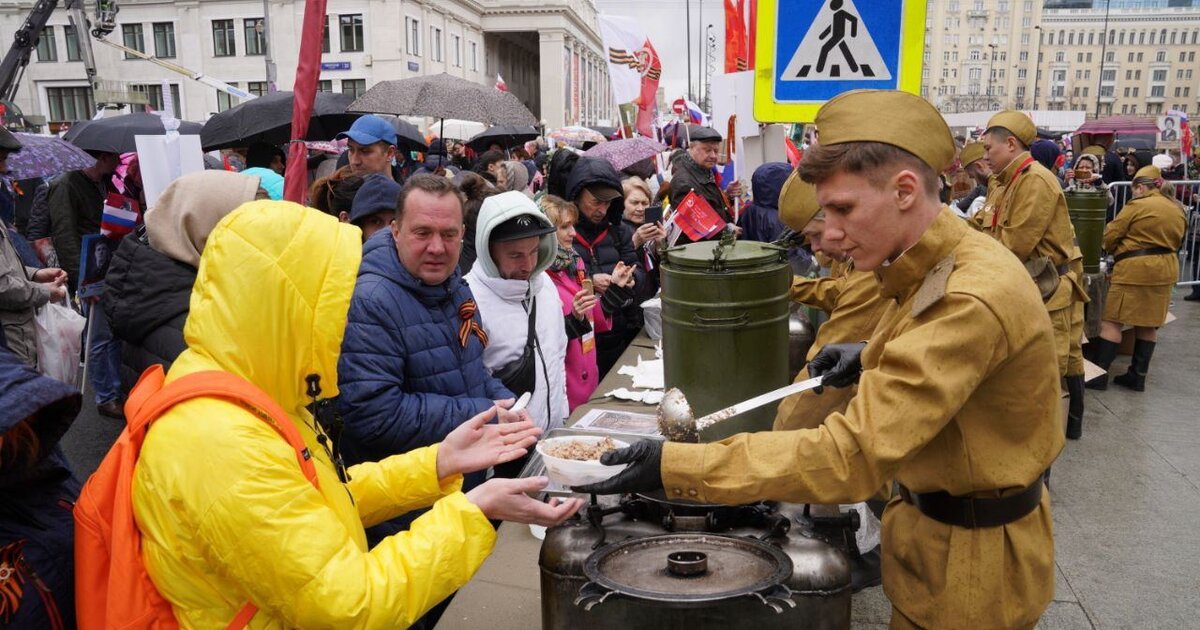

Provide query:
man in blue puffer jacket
left=338, top=174, right=518, bottom=542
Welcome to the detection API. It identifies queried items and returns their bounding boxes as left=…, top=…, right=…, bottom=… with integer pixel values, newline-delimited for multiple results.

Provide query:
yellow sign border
left=754, top=0, right=928, bottom=123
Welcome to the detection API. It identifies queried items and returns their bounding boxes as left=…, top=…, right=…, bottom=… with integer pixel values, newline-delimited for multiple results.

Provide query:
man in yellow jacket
left=131, top=201, right=582, bottom=629
left=578, top=91, right=1064, bottom=629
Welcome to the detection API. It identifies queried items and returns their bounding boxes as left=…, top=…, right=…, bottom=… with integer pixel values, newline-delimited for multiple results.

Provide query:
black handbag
left=493, top=296, right=538, bottom=396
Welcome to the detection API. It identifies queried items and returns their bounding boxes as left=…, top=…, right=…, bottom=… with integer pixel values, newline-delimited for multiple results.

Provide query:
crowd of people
left=0, top=100, right=1195, bottom=628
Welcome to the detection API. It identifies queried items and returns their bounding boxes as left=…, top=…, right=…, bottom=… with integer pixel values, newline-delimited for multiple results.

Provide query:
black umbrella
left=386, top=117, right=430, bottom=154
left=348, top=73, right=537, bottom=126
left=200, top=91, right=361, bottom=151
left=63, top=113, right=202, bottom=154
left=466, top=125, right=539, bottom=152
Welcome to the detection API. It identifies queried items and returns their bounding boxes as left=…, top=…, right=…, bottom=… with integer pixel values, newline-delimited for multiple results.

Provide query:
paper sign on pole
left=712, top=71, right=760, bottom=139
left=135, top=134, right=205, bottom=208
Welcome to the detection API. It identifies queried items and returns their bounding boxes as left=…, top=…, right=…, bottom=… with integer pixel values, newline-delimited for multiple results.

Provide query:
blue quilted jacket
left=337, top=229, right=512, bottom=484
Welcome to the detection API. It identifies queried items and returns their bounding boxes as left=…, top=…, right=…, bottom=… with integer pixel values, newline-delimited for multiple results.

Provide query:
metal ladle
left=656, top=376, right=825, bottom=442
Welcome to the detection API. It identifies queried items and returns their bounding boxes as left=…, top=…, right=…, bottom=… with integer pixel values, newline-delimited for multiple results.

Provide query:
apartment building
left=0, top=0, right=611, bottom=130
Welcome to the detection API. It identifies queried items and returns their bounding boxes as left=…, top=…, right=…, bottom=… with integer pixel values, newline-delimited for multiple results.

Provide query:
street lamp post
left=1032, top=25, right=1042, bottom=110
left=1095, top=0, right=1112, bottom=117
left=686, top=0, right=693, bottom=101
left=987, top=44, right=996, bottom=110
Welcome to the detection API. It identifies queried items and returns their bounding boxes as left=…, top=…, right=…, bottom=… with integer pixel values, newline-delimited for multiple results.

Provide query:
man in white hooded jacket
left=466, top=191, right=569, bottom=435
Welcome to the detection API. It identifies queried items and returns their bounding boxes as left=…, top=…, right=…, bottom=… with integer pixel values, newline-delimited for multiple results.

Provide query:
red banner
left=724, top=0, right=748, bottom=73
left=284, top=0, right=329, bottom=203
left=675, top=191, right=726, bottom=241
left=747, top=0, right=757, bottom=69
left=635, top=39, right=661, bottom=137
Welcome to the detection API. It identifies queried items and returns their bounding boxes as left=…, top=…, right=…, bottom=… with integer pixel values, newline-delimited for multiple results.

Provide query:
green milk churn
left=1066, top=188, right=1107, bottom=273
left=660, top=236, right=792, bottom=442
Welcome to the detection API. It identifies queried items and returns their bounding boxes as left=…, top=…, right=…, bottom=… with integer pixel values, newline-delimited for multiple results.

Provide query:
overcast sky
left=595, top=0, right=729, bottom=105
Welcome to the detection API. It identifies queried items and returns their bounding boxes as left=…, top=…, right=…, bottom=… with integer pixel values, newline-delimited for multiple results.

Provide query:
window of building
left=944, top=51, right=951, bottom=62
left=153, top=22, right=175, bottom=58
left=969, top=68, right=982, bottom=80
left=47, top=86, right=93, bottom=121
left=340, top=14, right=363, bottom=52
left=1139, top=31, right=1145, bottom=45
left=1022, top=16, right=1031, bottom=28
left=1121, top=104, right=1128, bottom=114
left=1019, top=51, right=1028, bottom=62
left=1076, top=70, right=1082, bottom=80
left=1018, top=68, right=1026, bottom=80
left=1017, top=86, right=1026, bottom=98
left=1021, top=33, right=1030, bottom=45
left=1100, top=85, right=1114, bottom=98
left=1024, top=0, right=1032, bottom=9
left=341, top=79, right=366, bottom=99
left=131, top=83, right=182, bottom=118
left=1179, top=70, right=1186, bottom=80
left=1126, top=70, right=1133, bottom=80
left=1147, top=103, right=1161, bottom=115
left=1055, top=51, right=1064, bottom=62
left=1105, top=51, right=1114, bottom=63
left=1190, top=52, right=1196, bottom=62
left=321, top=16, right=330, bottom=53
left=1085, top=70, right=1091, bottom=79
left=1083, top=87, right=1088, bottom=97
left=317, top=80, right=333, bottom=92
left=1135, top=70, right=1141, bottom=80
left=213, top=20, right=235, bottom=56
left=1128, top=52, right=1135, bottom=63
left=244, top=18, right=266, bottom=55
left=430, top=27, right=442, bottom=62
left=1078, top=53, right=1084, bottom=63
left=451, top=34, right=461, bottom=67
left=35, top=27, right=56, bottom=62
left=64, top=25, right=81, bottom=61
left=405, top=17, right=420, bottom=55
left=1124, top=87, right=1131, bottom=97
left=1176, top=87, right=1183, bottom=97
left=971, top=49, right=980, bottom=61
left=1119, top=31, right=1126, bottom=45
left=1171, top=31, right=1177, bottom=45
left=247, top=81, right=268, bottom=97
left=217, top=85, right=239, bottom=112
left=1102, top=69, right=1115, bottom=82
left=1187, top=69, right=1194, bottom=79
left=1086, top=52, right=1092, bottom=63
left=1054, top=70, right=1066, bottom=82
left=1151, top=86, right=1165, bottom=98
left=1088, top=32, right=1095, bottom=46
left=1074, top=87, right=1080, bottom=97
left=122, top=24, right=144, bottom=59
left=1153, top=69, right=1167, bottom=82
left=1184, top=87, right=1191, bottom=97
left=1132, top=87, right=1139, bottom=97
left=470, top=40, right=478, bottom=71
left=1154, top=50, right=1165, bottom=63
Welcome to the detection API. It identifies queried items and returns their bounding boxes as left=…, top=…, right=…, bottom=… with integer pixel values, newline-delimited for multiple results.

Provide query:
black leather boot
left=1114, top=339, right=1155, bottom=392
left=1065, top=375, right=1085, bottom=439
left=1085, top=338, right=1121, bottom=390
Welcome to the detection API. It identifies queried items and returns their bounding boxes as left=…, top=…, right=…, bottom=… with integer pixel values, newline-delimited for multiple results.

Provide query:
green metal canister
left=660, top=237, right=792, bottom=442
left=1066, top=188, right=1107, bottom=274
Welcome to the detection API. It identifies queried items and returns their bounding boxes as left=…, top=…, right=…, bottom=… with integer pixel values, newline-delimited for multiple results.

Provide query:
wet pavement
left=58, top=296, right=1200, bottom=629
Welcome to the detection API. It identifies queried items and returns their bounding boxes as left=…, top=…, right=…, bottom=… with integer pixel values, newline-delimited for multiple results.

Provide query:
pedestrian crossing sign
left=754, top=0, right=927, bottom=122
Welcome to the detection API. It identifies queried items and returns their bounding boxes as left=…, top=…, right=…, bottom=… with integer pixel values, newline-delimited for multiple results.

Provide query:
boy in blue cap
left=337, top=115, right=399, bottom=180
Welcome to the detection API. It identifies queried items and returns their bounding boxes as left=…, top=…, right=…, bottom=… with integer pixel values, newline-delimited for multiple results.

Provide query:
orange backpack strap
left=131, top=370, right=320, bottom=490
left=130, top=369, right=322, bottom=629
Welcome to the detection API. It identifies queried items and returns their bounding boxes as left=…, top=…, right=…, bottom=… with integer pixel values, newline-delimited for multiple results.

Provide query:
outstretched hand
left=465, top=477, right=584, bottom=526
left=438, top=406, right=542, bottom=479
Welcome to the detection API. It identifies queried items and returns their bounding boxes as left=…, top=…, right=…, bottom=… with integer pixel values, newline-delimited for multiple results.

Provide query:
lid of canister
left=582, top=533, right=792, bottom=603
left=663, top=239, right=787, bottom=272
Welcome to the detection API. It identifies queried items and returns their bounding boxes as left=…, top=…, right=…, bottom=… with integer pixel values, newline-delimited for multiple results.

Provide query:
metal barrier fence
left=1107, top=180, right=1200, bottom=287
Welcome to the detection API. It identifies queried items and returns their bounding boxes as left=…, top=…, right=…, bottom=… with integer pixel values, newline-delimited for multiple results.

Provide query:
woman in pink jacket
left=540, top=196, right=635, bottom=411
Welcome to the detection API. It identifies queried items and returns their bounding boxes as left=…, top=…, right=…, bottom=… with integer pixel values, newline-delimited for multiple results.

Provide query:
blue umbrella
left=7, top=133, right=96, bottom=179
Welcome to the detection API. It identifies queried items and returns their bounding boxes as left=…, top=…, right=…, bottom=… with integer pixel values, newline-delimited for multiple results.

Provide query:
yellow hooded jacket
left=131, top=201, right=496, bottom=628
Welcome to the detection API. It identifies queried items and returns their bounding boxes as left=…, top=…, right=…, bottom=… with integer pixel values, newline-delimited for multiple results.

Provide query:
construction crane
left=1, top=0, right=252, bottom=129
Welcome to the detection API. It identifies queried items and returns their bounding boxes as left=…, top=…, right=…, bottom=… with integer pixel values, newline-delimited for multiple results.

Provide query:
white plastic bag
left=34, top=301, right=87, bottom=387
left=641, top=297, right=663, bottom=340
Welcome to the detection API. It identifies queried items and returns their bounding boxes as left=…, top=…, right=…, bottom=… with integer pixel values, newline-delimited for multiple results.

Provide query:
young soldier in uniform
left=974, top=111, right=1087, bottom=397
left=578, top=90, right=1065, bottom=629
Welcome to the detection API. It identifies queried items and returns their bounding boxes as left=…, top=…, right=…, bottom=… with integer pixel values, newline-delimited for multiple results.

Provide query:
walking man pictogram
left=817, top=0, right=859, bottom=74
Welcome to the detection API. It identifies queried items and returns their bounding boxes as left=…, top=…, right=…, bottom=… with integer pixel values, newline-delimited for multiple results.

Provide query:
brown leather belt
left=1113, top=247, right=1174, bottom=264
left=897, top=473, right=1045, bottom=529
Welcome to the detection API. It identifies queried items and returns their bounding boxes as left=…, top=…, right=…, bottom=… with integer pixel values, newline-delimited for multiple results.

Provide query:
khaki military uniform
left=776, top=261, right=888, bottom=431
left=1102, top=190, right=1187, bottom=327
left=974, top=151, right=1083, bottom=376
left=662, top=209, right=1064, bottom=629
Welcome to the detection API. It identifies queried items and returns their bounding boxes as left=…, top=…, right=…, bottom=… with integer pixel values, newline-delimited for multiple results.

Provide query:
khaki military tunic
left=973, top=151, right=1082, bottom=376
left=1102, top=190, right=1187, bottom=327
left=776, top=261, right=888, bottom=431
left=662, top=208, right=1064, bottom=629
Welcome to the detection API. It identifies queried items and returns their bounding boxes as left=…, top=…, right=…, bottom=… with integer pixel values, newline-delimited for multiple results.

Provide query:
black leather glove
left=571, top=439, right=663, bottom=495
left=807, top=341, right=867, bottom=393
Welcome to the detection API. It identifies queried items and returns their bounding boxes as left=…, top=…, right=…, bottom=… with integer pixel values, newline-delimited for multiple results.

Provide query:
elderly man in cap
left=975, top=111, right=1087, bottom=415
left=951, top=141, right=990, bottom=219
left=579, top=90, right=1064, bottom=629
left=337, top=115, right=401, bottom=181
left=347, top=173, right=401, bottom=242
left=668, top=125, right=741, bottom=242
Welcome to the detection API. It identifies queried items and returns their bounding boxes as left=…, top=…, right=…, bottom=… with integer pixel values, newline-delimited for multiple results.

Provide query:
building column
left=539, top=30, right=567, bottom=129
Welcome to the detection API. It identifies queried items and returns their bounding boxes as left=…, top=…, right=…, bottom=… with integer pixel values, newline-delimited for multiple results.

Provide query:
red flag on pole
left=283, top=0, right=329, bottom=203
left=747, top=0, right=757, bottom=69
left=675, top=191, right=726, bottom=241
left=724, top=0, right=748, bottom=73
left=635, top=39, right=662, bottom=137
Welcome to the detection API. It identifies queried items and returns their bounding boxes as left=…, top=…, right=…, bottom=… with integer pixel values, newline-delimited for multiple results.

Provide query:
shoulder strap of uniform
left=912, top=254, right=955, bottom=317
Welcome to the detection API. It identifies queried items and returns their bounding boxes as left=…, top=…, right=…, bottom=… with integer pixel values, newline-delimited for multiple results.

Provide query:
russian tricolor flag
left=672, top=98, right=709, bottom=126
left=100, top=192, right=140, bottom=239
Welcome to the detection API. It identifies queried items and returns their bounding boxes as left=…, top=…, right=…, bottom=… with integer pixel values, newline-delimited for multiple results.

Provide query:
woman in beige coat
left=1087, top=165, right=1187, bottom=391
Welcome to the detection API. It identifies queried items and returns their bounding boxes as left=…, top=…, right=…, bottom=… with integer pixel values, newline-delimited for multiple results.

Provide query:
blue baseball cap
left=337, top=115, right=398, bottom=147
left=349, top=173, right=401, bottom=224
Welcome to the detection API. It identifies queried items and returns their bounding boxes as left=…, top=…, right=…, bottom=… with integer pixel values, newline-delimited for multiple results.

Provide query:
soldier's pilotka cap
left=1082, top=145, right=1106, bottom=157
left=814, top=90, right=956, bottom=173
left=779, top=170, right=820, bottom=231
left=687, top=125, right=723, bottom=143
left=959, top=141, right=985, bottom=168
left=1133, top=165, right=1162, bottom=184
left=985, top=110, right=1037, bottom=146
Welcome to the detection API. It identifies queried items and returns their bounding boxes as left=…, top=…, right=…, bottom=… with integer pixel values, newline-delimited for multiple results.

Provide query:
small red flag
left=675, top=191, right=726, bottom=241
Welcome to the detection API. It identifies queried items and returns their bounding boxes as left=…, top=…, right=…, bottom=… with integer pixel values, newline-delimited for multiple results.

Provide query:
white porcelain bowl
left=535, top=436, right=629, bottom=487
